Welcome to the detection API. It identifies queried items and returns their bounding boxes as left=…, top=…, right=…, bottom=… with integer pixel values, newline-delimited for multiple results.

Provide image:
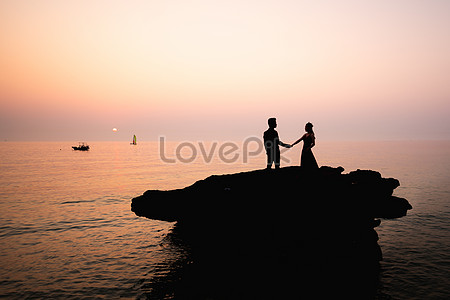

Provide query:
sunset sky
left=1, top=0, right=449, bottom=141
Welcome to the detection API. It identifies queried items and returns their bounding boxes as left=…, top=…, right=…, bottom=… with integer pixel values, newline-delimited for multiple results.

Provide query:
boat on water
left=72, top=142, right=90, bottom=151
left=130, top=135, right=137, bottom=145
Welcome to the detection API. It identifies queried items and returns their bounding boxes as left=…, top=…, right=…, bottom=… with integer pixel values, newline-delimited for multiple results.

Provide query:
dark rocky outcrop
left=131, top=166, right=412, bottom=299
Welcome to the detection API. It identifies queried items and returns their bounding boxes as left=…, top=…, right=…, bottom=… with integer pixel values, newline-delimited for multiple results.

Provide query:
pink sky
left=1, top=0, right=449, bottom=141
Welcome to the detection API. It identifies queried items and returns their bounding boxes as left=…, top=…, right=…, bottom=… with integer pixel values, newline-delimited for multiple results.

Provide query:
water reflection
left=141, top=223, right=385, bottom=299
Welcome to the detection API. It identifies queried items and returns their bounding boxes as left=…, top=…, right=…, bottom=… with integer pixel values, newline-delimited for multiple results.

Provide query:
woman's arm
left=291, top=134, right=305, bottom=147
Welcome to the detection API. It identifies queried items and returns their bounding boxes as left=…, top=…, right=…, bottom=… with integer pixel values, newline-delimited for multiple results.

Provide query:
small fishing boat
left=130, top=135, right=137, bottom=145
left=72, top=142, right=90, bottom=151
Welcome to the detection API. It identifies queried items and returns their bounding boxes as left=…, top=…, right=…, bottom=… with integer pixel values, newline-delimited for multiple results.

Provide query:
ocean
left=0, top=140, right=449, bottom=299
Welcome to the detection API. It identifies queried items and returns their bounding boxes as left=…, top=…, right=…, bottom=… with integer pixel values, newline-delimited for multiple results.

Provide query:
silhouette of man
left=263, top=118, right=291, bottom=169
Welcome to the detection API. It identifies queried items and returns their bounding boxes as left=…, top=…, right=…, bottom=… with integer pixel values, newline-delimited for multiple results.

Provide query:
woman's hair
left=305, top=122, right=314, bottom=133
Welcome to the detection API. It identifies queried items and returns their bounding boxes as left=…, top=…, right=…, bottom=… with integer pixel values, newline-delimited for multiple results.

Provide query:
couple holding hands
left=263, top=117, right=319, bottom=170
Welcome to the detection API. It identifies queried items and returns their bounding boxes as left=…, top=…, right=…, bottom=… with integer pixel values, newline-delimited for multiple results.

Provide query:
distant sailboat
left=131, top=135, right=137, bottom=145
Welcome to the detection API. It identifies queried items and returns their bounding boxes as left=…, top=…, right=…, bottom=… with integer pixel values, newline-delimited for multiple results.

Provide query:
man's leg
left=274, top=149, right=281, bottom=169
left=266, top=151, right=273, bottom=169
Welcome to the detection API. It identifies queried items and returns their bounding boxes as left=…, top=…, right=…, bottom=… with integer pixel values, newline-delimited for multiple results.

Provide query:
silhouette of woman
left=291, top=122, right=319, bottom=169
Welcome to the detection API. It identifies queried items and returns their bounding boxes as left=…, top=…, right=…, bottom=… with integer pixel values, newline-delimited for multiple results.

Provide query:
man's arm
left=279, top=141, right=291, bottom=148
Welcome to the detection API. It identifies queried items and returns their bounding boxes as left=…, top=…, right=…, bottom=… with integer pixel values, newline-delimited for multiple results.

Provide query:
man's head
left=268, top=118, right=277, bottom=129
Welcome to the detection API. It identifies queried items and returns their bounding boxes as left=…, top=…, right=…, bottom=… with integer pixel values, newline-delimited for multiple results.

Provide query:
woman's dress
left=301, top=134, right=318, bottom=169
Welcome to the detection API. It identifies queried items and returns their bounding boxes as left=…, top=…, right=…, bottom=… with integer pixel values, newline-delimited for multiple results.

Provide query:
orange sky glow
left=1, top=0, right=449, bottom=141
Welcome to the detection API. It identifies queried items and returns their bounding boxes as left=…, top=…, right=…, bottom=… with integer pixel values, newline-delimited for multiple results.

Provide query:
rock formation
left=131, top=166, right=412, bottom=298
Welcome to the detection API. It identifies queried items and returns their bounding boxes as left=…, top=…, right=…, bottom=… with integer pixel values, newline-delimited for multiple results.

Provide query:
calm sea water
left=0, top=140, right=449, bottom=299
